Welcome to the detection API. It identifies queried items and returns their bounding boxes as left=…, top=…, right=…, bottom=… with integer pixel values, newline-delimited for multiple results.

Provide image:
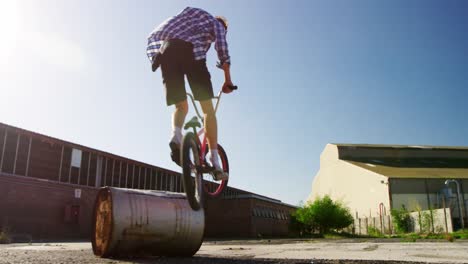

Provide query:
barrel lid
left=108, top=187, right=187, bottom=199
left=92, top=188, right=113, bottom=257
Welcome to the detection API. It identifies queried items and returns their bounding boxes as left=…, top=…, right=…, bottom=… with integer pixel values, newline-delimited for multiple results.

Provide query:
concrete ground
left=0, top=239, right=467, bottom=264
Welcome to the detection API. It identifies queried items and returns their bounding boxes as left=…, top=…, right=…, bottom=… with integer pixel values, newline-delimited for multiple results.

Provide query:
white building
left=309, top=144, right=468, bottom=230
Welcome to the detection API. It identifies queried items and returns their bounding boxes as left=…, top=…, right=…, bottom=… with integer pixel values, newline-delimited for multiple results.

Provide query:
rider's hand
left=222, top=80, right=234, bottom=94
left=220, top=62, right=234, bottom=94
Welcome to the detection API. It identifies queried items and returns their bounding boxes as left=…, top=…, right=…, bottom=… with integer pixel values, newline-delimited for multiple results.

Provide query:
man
left=147, top=7, right=234, bottom=180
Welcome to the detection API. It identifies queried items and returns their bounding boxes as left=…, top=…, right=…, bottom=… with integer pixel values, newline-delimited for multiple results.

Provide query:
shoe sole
left=213, top=171, right=229, bottom=181
left=169, top=141, right=181, bottom=166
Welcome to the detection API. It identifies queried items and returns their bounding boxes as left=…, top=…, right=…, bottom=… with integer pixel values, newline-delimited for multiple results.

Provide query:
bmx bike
left=181, top=85, right=237, bottom=211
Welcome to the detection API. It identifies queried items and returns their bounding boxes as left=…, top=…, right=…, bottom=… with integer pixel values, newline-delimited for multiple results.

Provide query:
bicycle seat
left=184, top=116, right=201, bottom=130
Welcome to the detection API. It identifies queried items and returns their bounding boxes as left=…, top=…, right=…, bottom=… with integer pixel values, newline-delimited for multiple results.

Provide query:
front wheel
left=203, top=144, right=229, bottom=198
left=181, top=132, right=203, bottom=211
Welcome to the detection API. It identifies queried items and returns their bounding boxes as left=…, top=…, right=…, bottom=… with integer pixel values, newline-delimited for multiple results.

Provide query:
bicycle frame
left=186, top=90, right=224, bottom=165
left=186, top=90, right=224, bottom=121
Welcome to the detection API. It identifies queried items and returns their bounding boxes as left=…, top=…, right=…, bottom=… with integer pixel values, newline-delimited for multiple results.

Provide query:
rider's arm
left=221, top=62, right=234, bottom=93
left=222, top=62, right=231, bottom=83
left=213, top=19, right=230, bottom=66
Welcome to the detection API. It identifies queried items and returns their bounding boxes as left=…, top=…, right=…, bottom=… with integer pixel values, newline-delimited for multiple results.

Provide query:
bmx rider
left=147, top=7, right=234, bottom=181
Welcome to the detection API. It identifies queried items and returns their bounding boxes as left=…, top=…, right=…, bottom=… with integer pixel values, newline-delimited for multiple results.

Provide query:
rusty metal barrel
left=92, top=187, right=204, bottom=257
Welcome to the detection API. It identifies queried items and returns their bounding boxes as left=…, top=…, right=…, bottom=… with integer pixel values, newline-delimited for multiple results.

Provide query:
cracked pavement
left=0, top=239, right=467, bottom=264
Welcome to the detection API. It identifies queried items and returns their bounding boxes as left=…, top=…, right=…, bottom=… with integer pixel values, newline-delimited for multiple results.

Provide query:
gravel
left=0, top=241, right=463, bottom=264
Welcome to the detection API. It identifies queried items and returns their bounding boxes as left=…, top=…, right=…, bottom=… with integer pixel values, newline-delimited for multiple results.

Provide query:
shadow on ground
left=119, top=256, right=429, bottom=264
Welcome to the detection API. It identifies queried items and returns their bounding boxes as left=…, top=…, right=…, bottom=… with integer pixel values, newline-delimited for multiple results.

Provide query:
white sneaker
left=212, top=165, right=229, bottom=181
left=206, top=152, right=229, bottom=181
left=169, top=134, right=181, bottom=146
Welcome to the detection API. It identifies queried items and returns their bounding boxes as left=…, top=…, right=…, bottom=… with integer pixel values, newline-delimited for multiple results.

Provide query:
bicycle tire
left=181, top=132, right=203, bottom=211
left=203, top=144, right=229, bottom=198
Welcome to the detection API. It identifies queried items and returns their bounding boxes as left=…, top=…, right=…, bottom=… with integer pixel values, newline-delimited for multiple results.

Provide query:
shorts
left=159, top=39, right=214, bottom=106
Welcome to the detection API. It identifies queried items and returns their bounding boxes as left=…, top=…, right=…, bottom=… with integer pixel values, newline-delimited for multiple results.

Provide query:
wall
left=0, top=173, right=296, bottom=240
left=409, top=208, right=453, bottom=233
left=0, top=173, right=98, bottom=240
left=355, top=215, right=393, bottom=235
left=205, top=197, right=294, bottom=238
left=204, top=198, right=253, bottom=238
left=355, top=208, right=453, bottom=235
left=250, top=199, right=294, bottom=237
left=391, top=178, right=467, bottom=230
left=310, top=144, right=391, bottom=218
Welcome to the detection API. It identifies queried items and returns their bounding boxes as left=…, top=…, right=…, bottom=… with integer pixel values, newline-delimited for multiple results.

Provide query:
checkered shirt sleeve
left=213, top=19, right=230, bottom=65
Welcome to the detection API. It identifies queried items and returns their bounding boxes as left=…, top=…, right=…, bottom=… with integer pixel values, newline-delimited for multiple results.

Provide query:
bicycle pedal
left=197, top=165, right=215, bottom=174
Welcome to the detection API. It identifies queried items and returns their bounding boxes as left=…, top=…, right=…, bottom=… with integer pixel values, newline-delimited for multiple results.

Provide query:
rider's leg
left=199, top=99, right=228, bottom=180
left=160, top=40, right=189, bottom=147
left=171, top=99, right=188, bottom=145
left=185, top=54, right=227, bottom=179
left=199, top=99, right=217, bottom=151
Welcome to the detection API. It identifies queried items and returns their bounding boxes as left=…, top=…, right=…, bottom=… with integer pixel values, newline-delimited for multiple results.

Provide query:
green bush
left=420, top=209, right=435, bottom=233
left=0, top=230, right=11, bottom=244
left=391, top=205, right=411, bottom=233
left=289, top=210, right=308, bottom=236
left=294, top=195, right=354, bottom=234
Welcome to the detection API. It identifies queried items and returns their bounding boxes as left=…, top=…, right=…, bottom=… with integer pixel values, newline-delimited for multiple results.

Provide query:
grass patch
left=291, top=228, right=468, bottom=241
left=287, top=233, right=324, bottom=239
left=367, top=227, right=385, bottom=238
left=323, top=230, right=468, bottom=241
left=324, top=232, right=350, bottom=239
left=323, top=231, right=374, bottom=239
left=453, top=229, right=468, bottom=239
left=400, top=233, right=420, bottom=242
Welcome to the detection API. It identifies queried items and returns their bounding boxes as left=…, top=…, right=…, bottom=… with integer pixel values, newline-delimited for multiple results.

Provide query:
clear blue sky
left=1, top=0, right=468, bottom=205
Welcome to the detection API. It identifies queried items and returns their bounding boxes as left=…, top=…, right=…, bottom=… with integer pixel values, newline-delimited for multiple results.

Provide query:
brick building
left=0, top=122, right=295, bottom=241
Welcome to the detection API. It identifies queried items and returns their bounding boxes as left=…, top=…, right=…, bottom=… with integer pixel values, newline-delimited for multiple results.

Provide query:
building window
left=391, top=178, right=429, bottom=211
left=71, top=148, right=82, bottom=168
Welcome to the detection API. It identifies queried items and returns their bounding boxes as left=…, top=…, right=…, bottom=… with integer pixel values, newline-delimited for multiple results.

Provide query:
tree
left=294, top=195, right=354, bottom=234
left=289, top=211, right=308, bottom=236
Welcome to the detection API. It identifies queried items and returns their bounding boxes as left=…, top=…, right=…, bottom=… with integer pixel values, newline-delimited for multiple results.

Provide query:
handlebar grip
left=227, top=85, right=238, bottom=91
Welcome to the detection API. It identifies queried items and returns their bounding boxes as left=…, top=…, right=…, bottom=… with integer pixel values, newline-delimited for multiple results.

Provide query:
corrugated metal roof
left=346, top=161, right=468, bottom=179
left=342, top=157, right=468, bottom=168
left=333, top=143, right=468, bottom=151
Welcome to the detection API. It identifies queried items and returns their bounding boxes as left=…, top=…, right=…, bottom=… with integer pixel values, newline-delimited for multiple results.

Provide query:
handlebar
left=226, top=85, right=238, bottom=91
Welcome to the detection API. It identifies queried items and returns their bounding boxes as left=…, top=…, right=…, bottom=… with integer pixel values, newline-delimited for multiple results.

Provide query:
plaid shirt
left=147, top=7, right=230, bottom=65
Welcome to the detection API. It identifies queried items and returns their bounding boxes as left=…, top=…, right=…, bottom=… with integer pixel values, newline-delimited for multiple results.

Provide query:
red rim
left=203, top=144, right=228, bottom=197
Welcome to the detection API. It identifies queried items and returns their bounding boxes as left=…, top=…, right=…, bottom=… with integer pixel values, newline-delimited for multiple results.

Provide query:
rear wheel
left=181, top=132, right=203, bottom=211
left=203, top=144, right=229, bottom=198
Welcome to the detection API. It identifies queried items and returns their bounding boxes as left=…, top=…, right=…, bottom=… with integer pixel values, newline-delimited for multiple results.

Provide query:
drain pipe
left=445, top=179, right=465, bottom=229
left=379, top=203, right=385, bottom=234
